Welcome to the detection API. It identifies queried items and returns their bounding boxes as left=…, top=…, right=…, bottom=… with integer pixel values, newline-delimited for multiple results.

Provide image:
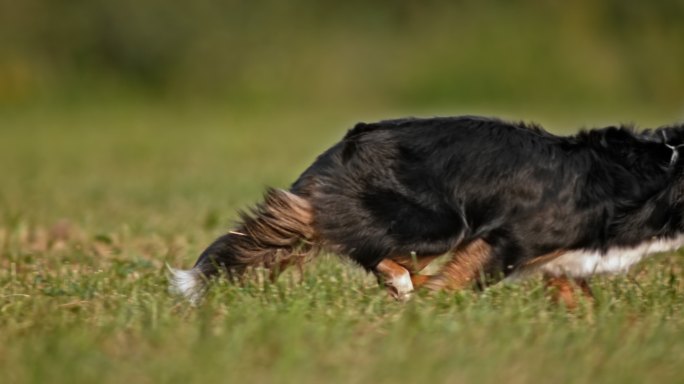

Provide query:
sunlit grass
left=1, top=103, right=684, bottom=383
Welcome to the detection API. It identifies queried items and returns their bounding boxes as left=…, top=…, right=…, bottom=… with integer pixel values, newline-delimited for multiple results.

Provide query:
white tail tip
left=166, top=263, right=205, bottom=305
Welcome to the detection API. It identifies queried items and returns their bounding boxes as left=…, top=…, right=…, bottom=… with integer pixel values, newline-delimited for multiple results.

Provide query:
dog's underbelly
left=511, top=235, right=684, bottom=279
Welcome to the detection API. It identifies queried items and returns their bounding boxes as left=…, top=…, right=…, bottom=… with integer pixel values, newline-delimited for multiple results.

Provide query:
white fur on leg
left=388, top=269, right=414, bottom=301
left=167, top=264, right=205, bottom=305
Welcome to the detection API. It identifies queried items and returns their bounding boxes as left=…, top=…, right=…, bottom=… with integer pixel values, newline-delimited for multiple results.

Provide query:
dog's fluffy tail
left=168, top=188, right=319, bottom=304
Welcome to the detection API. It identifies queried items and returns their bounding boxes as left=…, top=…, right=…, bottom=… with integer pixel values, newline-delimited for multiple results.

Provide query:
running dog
left=169, top=116, right=684, bottom=307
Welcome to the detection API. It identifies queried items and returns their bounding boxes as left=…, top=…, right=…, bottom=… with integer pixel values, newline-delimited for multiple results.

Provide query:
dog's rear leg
left=543, top=275, right=594, bottom=309
left=423, top=239, right=494, bottom=291
left=374, top=259, right=414, bottom=301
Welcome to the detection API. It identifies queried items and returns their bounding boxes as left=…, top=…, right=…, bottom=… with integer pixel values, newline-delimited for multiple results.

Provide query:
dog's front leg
left=374, top=259, right=414, bottom=301
left=543, top=275, right=594, bottom=309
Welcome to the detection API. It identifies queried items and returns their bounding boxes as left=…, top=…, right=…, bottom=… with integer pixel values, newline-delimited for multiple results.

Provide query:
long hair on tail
left=169, top=188, right=319, bottom=304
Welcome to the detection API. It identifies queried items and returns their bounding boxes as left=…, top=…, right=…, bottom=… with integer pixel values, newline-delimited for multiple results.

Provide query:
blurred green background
left=1, top=0, right=683, bottom=116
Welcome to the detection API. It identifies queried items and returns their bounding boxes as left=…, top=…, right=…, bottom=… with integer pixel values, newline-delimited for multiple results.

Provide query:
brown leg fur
left=392, top=254, right=441, bottom=274
left=409, top=274, right=432, bottom=288
left=391, top=254, right=441, bottom=289
left=423, top=239, right=494, bottom=291
left=544, top=275, right=594, bottom=309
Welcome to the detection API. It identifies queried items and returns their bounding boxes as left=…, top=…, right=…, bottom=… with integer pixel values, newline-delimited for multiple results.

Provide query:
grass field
left=2, top=102, right=684, bottom=384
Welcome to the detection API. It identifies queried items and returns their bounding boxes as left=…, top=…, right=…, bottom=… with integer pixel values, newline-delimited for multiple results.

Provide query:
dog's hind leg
left=374, top=259, right=414, bottom=301
left=422, top=239, right=494, bottom=291
left=543, top=275, right=594, bottom=309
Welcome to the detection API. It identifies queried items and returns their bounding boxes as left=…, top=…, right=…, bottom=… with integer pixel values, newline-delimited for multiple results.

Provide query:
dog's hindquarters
left=169, top=188, right=319, bottom=304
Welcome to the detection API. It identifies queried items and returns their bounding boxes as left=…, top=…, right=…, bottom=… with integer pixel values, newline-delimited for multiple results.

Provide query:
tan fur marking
left=424, top=239, right=493, bottom=291
left=410, top=274, right=432, bottom=288
left=226, top=189, right=319, bottom=278
left=392, top=254, right=441, bottom=273
left=543, top=275, right=594, bottom=309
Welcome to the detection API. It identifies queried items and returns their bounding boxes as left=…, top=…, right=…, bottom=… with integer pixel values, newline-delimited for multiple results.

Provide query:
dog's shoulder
left=573, top=125, right=673, bottom=168
left=641, top=123, right=684, bottom=146
left=574, top=125, right=647, bottom=146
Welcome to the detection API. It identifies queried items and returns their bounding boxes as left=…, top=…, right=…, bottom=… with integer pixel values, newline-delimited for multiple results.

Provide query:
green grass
left=2, top=102, right=684, bottom=384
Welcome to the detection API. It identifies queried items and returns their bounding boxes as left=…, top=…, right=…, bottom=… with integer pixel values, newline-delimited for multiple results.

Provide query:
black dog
left=170, top=116, right=684, bottom=305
